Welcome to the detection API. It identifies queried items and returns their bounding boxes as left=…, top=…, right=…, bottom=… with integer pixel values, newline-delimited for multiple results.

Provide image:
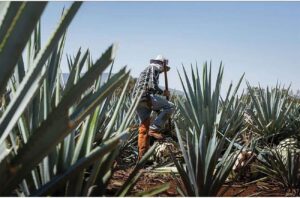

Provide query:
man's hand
left=163, top=90, right=170, bottom=97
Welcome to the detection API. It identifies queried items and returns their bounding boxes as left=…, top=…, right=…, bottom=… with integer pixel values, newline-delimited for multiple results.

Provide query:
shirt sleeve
left=152, top=67, right=163, bottom=95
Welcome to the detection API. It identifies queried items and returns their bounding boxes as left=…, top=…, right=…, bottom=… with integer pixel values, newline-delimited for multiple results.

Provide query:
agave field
left=1, top=2, right=300, bottom=197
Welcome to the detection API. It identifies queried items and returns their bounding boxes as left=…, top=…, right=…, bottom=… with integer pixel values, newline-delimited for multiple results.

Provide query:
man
left=132, top=55, right=175, bottom=160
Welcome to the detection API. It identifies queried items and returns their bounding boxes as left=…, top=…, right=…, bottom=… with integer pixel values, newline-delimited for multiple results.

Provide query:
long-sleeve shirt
left=132, top=63, right=163, bottom=99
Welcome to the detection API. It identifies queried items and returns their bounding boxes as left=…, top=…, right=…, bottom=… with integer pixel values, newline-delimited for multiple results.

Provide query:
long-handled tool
left=163, top=60, right=172, bottom=132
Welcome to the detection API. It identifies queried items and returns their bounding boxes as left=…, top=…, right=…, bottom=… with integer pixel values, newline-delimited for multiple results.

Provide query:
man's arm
left=152, top=68, right=163, bottom=95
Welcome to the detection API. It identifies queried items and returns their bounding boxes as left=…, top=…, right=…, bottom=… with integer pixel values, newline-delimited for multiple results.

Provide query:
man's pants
left=136, top=95, right=174, bottom=159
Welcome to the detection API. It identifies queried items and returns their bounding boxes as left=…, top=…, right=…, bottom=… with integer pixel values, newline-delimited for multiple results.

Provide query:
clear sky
left=41, top=2, right=300, bottom=96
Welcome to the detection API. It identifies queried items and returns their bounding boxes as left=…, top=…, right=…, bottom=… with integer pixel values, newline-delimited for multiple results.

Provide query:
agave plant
left=0, top=2, right=160, bottom=196
left=286, top=102, right=300, bottom=134
left=219, top=89, right=247, bottom=139
left=177, top=62, right=245, bottom=139
left=171, top=62, right=244, bottom=196
left=245, top=83, right=293, bottom=138
left=256, top=148, right=300, bottom=195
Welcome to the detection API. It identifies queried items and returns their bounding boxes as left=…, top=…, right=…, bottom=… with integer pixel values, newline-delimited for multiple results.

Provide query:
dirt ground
left=107, top=139, right=294, bottom=196
left=107, top=167, right=181, bottom=196
left=107, top=167, right=290, bottom=197
left=219, top=181, right=286, bottom=197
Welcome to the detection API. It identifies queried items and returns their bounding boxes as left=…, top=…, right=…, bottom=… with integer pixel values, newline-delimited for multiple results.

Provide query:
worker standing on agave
left=132, top=55, right=175, bottom=160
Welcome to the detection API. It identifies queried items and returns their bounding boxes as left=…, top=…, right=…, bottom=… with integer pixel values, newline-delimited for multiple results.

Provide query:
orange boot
left=138, top=118, right=151, bottom=160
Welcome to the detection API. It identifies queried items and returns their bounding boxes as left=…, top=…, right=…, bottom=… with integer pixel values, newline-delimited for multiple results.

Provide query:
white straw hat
left=154, top=55, right=167, bottom=62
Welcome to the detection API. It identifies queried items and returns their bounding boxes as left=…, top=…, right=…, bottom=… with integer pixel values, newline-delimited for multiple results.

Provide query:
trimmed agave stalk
left=172, top=62, right=243, bottom=196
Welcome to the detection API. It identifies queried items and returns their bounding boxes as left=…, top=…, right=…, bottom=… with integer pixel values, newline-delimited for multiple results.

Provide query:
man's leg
left=138, top=118, right=150, bottom=160
left=149, top=95, right=174, bottom=138
left=136, top=101, right=152, bottom=160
